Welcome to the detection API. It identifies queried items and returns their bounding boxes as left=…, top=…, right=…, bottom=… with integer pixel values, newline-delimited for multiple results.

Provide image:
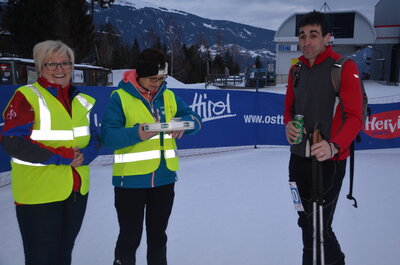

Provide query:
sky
left=124, top=0, right=380, bottom=30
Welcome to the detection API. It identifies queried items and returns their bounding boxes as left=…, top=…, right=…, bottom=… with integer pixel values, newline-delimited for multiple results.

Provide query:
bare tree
left=95, top=22, right=120, bottom=68
left=165, top=16, right=183, bottom=77
left=215, top=30, right=224, bottom=56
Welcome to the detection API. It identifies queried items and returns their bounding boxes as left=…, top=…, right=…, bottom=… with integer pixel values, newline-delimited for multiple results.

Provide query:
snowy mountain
left=94, top=0, right=276, bottom=62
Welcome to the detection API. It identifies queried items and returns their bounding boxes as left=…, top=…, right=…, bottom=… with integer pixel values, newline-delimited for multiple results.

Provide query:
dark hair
left=137, top=48, right=167, bottom=78
left=298, top=10, right=329, bottom=36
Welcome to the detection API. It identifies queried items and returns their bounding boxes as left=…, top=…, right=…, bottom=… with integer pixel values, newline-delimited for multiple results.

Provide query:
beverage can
left=292, top=114, right=304, bottom=144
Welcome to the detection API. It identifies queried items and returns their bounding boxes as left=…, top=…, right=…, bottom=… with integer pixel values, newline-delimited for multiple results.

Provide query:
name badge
left=289, top=181, right=304, bottom=212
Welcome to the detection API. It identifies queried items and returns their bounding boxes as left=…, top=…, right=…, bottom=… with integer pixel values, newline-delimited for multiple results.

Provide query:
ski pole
left=318, top=160, right=325, bottom=265
left=311, top=127, right=325, bottom=265
left=312, top=200, right=317, bottom=265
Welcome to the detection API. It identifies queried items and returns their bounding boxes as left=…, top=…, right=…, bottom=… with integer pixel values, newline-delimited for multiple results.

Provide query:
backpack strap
left=347, top=141, right=358, bottom=208
left=331, top=56, right=348, bottom=93
left=331, top=57, right=348, bottom=131
left=291, top=61, right=303, bottom=87
left=332, top=56, right=359, bottom=208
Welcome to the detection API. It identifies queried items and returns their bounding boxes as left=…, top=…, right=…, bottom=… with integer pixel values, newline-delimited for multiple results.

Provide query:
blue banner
left=1, top=84, right=399, bottom=173
left=0, top=85, right=19, bottom=173
left=171, top=88, right=287, bottom=149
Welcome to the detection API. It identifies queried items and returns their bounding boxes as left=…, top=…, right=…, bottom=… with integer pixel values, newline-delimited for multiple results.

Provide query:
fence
left=205, top=74, right=244, bottom=88
left=1, top=85, right=400, bottom=187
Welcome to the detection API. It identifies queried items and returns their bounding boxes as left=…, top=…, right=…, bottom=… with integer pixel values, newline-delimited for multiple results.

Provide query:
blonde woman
left=1, top=40, right=100, bottom=265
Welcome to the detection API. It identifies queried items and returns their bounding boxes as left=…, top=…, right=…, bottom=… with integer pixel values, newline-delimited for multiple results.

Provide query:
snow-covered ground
left=1, top=147, right=399, bottom=265
left=0, top=80, right=399, bottom=265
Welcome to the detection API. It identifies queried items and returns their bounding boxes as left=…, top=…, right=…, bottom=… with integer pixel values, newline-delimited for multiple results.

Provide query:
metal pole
left=319, top=204, right=325, bottom=265
left=254, top=76, right=259, bottom=149
left=312, top=202, right=317, bottom=265
left=311, top=127, right=325, bottom=265
left=318, top=161, right=325, bottom=265
left=171, top=49, right=174, bottom=77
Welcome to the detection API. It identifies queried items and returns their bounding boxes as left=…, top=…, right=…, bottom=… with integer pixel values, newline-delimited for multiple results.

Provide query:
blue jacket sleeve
left=1, top=92, right=75, bottom=165
left=100, top=92, right=142, bottom=150
left=80, top=113, right=101, bottom=165
left=174, top=94, right=202, bottom=135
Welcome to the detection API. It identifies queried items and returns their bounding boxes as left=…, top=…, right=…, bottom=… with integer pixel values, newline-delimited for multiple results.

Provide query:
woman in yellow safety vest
left=1, top=40, right=100, bottom=265
left=101, top=48, right=202, bottom=265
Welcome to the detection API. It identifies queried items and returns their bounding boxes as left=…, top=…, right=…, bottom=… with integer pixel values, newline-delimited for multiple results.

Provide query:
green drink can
left=292, top=114, right=304, bottom=144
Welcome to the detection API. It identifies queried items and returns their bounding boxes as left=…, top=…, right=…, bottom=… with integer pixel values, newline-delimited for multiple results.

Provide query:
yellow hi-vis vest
left=112, top=88, right=179, bottom=176
left=7, top=83, right=95, bottom=204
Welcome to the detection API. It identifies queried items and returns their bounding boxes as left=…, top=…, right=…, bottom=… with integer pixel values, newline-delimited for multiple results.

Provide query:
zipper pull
left=151, top=107, right=157, bottom=122
left=155, top=109, right=161, bottom=122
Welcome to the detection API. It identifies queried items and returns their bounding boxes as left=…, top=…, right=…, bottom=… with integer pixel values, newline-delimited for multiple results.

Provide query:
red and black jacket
left=284, top=46, right=363, bottom=160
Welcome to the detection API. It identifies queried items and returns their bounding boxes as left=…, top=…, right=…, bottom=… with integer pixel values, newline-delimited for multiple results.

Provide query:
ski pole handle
left=312, top=128, right=323, bottom=145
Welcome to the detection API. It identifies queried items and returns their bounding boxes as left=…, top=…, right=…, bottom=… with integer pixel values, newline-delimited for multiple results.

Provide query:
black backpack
left=292, top=57, right=371, bottom=208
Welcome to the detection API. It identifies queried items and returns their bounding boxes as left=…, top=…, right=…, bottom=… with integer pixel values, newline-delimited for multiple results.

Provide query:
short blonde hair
left=33, top=40, right=75, bottom=76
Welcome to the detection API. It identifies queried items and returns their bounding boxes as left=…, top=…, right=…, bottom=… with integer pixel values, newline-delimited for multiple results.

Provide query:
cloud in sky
left=138, top=0, right=378, bottom=30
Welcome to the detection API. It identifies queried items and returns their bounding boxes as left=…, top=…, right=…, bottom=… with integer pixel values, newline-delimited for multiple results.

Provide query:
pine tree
left=60, top=0, right=95, bottom=62
left=212, top=54, right=225, bottom=75
left=129, top=38, right=140, bottom=69
left=144, top=27, right=159, bottom=49
left=2, top=0, right=58, bottom=58
left=223, top=49, right=233, bottom=74
left=2, top=0, right=95, bottom=62
left=254, top=56, right=263, bottom=68
left=180, top=44, right=203, bottom=83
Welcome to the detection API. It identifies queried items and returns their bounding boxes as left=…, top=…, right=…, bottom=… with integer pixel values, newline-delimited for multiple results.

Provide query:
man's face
left=298, top=24, right=331, bottom=64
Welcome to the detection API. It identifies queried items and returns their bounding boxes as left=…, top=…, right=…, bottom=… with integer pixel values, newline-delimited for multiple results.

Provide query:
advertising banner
left=171, top=88, right=287, bottom=149
left=357, top=103, right=400, bottom=149
left=0, top=84, right=399, bottom=173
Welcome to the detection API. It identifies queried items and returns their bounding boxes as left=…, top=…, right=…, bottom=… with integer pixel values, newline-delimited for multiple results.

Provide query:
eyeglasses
left=43, top=62, right=73, bottom=71
left=147, top=75, right=167, bottom=83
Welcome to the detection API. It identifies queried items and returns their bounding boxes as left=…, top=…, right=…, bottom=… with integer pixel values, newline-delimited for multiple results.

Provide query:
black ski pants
left=16, top=192, right=88, bottom=265
left=289, top=154, right=346, bottom=265
left=114, top=183, right=175, bottom=265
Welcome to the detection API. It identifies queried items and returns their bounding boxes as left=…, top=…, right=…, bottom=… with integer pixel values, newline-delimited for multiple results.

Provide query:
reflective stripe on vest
left=164, top=149, right=177, bottom=159
left=115, top=150, right=161, bottom=163
left=162, top=134, right=177, bottom=159
left=114, top=133, right=177, bottom=163
left=27, top=85, right=91, bottom=141
left=11, top=158, right=46, bottom=166
left=114, top=135, right=160, bottom=163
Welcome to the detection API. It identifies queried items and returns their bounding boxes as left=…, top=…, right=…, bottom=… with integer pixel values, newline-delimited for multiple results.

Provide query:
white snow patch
left=202, top=23, right=218, bottom=30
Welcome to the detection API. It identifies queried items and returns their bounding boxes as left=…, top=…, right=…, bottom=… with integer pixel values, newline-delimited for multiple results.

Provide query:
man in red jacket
left=284, top=11, right=363, bottom=265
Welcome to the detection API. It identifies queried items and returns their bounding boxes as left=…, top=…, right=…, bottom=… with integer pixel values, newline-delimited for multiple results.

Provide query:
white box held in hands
left=143, top=118, right=195, bottom=132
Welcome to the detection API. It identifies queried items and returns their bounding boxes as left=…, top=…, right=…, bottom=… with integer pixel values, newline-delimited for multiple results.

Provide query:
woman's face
left=138, top=75, right=167, bottom=92
left=41, top=53, right=72, bottom=87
